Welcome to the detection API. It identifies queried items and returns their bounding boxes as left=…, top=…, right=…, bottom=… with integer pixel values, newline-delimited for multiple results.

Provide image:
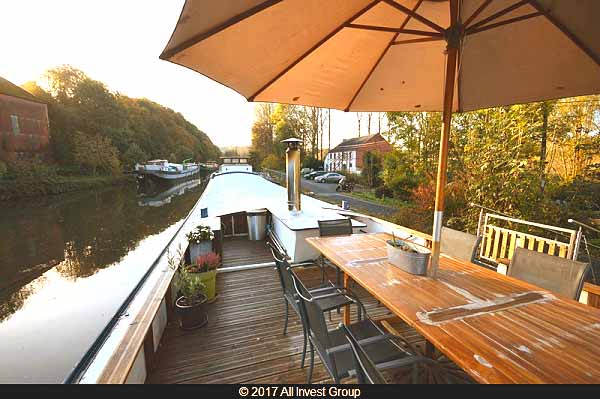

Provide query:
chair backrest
left=508, top=247, right=591, bottom=300
left=441, top=227, right=481, bottom=263
left=267, top=241, right=295, bottom=297
left=339, top=324, right=387, bottom=384
left=318, top=218, right=353, bottom=237
left=288, top=267, right=339, bottom=375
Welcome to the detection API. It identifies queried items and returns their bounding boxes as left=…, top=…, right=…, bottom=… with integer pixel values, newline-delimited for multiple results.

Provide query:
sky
left=0, top=0, right=387, bottom=148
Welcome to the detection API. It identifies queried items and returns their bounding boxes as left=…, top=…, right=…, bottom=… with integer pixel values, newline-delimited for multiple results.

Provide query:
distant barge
left=135, top=159, right=201, bottom=182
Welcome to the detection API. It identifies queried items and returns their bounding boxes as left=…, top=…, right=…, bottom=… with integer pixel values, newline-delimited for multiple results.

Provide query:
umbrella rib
left=346, top=24, right=442, bottom=37
left=160, top=0, right=283, bottom=60
left=463, top=0, right=493, bottom=28
left=466, top=12, right=542, bottom=35
left=343, top=0, right=426, bottom=112
left=381, top=0, right=445, bottom=34
left=527, top=0, right=600, bottom=68
left=247, top=0, right=382, bottom=102
left=467, top=0, right=529, bottom=32
left=392, top=37, right=443, bottom=45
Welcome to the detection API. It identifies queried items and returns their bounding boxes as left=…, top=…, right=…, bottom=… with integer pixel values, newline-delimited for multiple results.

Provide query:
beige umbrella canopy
left=161, top=0, right=600, bottom=276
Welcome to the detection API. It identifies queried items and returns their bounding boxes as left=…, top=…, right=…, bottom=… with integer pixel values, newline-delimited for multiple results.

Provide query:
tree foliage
left=385, top=97, right=599, bottom=237
left=24, top=65, right=220, bottom=174
left=250, top=103, right=327, bottom=169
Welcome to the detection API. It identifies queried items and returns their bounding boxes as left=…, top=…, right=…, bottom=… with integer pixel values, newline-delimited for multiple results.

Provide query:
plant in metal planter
left=175, top=266, right=208, bottom=330
left=386, top=233, right=431, bottom=276
left=188, top=252, right=220, bottom=302
left=186, top=225, right=214, bottom=259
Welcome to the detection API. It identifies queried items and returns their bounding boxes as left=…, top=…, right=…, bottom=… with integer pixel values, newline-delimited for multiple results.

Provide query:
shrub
left=339, top=171, right=362, bottom=185
left=374, top=185, right=394, bottom=199
left=6, top=159, right=58, bottom=182
left=0, top=161, right=7, bottom=179
left=261, top=154, right=284, bottom=171
left=302, top=155, right=323, bottom=170
left=177, top=267, right=206, bottom=305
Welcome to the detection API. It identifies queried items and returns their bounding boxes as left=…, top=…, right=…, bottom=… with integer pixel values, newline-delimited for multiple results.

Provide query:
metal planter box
left=386, top=240, right=430, bottom=276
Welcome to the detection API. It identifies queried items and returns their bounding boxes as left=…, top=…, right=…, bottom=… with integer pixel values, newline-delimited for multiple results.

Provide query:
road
left=263, top=169, right=398, bottom=217
left=301, top=178, right=398, bottom=217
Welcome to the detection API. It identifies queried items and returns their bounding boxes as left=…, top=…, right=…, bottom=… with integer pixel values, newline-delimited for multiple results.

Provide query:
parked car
left=315, top=172, right=344, bottom=183
left=304, top=170, right=327, bottom=180
left=300, top=168, right=313, bottom=175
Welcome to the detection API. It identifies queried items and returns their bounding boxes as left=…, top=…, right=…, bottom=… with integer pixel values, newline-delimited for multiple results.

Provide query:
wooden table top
left=306, top=233, right=600, bottom=384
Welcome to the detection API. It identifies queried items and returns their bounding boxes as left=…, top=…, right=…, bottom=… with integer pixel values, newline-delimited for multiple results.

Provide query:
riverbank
left=0, top=174, right=134, bottom=201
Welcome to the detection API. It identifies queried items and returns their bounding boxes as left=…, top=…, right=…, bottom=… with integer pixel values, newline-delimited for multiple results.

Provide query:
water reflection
left=0, top=178, right=205, bottom=382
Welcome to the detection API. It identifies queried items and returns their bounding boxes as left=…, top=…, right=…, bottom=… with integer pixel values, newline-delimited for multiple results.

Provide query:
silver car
left=315, top=172, right=344, bottom=183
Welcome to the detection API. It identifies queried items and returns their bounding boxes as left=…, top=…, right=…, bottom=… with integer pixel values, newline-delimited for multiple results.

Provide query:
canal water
left=0, top=178, right=206, bottom=383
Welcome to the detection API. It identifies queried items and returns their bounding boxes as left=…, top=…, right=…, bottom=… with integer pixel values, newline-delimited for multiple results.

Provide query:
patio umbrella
left=161, top=0, right=600, bottom=276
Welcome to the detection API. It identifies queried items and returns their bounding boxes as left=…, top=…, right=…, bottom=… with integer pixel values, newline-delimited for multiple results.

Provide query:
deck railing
left=479, top=213, right=579, bottom=265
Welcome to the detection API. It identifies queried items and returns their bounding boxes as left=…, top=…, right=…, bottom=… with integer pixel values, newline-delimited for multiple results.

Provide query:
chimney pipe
left=282, top=138, right=302, bottom=213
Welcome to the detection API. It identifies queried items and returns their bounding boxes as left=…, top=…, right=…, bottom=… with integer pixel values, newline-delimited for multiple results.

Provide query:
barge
left=67, top=142, right=600, bottom=384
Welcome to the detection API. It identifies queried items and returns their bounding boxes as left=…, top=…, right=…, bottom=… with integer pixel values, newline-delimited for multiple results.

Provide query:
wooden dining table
left=306, top=232, right=600, bottom=384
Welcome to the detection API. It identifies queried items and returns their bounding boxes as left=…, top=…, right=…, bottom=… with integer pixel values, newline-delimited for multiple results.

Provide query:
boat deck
left=220, top=237, right=273, bottom=269
left=146, top=265, right=471, bottom=384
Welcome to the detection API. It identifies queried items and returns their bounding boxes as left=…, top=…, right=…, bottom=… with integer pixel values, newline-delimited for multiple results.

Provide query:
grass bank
left=0, top=174, right=134, bottom=201
left=349, top=190, right=409, bottom=210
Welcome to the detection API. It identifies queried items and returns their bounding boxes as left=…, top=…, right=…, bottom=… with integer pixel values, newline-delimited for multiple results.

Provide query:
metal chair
left=440, top=227, right=482, bottom=263
left=267, top=242, right=355, bottom=368
left=318, top=218, right=353, bottom=284
left=508, top=247, right=591, bottom=300
left=340, top=324, right=389, bottom=384
left=289, top=267, right=431, bottom=384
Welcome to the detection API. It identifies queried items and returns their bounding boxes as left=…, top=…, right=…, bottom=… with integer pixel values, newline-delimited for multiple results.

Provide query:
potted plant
left=175, top=266, right=208, bottom=330
left=186, top=225, right=214, bottom=260
left=386, top=233, right=431, bottom=276
left=188, top=252, right=220, bottom=302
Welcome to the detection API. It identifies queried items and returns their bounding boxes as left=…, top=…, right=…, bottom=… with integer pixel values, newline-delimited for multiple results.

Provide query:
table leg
left=425, top=340, right=435, bottom=358
left=343, top=273, right=351, bottom=325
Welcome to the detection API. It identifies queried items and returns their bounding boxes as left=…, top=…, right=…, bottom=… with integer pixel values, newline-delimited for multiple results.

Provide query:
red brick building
left=0, top=76, right=50, bottom=162
left=324, top=133, right=393, bottom=173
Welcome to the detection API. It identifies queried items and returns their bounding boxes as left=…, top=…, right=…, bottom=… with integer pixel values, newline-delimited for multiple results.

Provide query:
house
left=324, top=133, right=393, bottom=174
left=0, top=76, right=50, bottom=162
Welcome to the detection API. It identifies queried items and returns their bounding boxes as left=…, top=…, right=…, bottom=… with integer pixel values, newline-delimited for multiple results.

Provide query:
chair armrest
left=334, top=287, right=368, bottom=315
left=312, top=292, right=351, bottom=301
left=326, top=333, right=396, bottom=355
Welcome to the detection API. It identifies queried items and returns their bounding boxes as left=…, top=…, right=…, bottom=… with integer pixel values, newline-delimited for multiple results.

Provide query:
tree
left=250, top=103, right=275, bottom=166
left=122, top=143, right=148, bottom=169
left=72, top=131, right=121, bottom=176
left=34, top=65, right=220, bottom=170
left=362, top=151, right=382, bottom=188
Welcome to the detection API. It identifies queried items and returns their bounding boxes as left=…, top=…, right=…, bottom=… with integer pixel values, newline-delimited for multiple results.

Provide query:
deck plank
left=220, top=237, right=273, bottom=268
left=147, top=264, right=468, bottom=384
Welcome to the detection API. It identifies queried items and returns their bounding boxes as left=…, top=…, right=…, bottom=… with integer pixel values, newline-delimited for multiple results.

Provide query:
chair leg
left=307, top=342, right=315, bottom=384
left=320, top=257, right=325, bottom=284
left=300, top=327, right=307, bottom=368
left=283, top=300, right=289, bottom=335
left=411, top=363, right=419, bottom=384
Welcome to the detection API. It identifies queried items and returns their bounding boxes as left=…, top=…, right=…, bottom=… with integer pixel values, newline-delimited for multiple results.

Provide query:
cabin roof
left=0, top=76, right=45, bottom=103
left=329, top=133, right=388, bottom=153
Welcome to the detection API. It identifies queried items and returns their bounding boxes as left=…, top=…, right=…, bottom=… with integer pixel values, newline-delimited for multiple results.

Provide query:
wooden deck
left=147, top=265, right=470, bottom=384
left=220, top=237, right=273, bottom=269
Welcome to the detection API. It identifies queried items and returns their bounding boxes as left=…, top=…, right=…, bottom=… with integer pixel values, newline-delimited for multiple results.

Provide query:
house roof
left=330, top=133, right=387, bottom=152
left=0, top=76, right=45, bottom=103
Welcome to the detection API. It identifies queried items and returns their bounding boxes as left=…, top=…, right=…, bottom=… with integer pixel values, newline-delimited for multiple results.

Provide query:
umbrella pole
left=430, top=40, right=459, bottom=279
